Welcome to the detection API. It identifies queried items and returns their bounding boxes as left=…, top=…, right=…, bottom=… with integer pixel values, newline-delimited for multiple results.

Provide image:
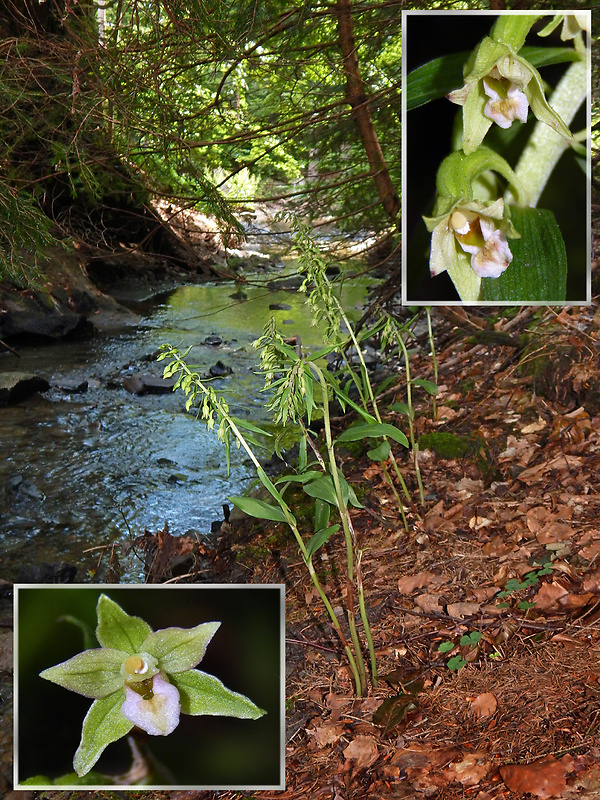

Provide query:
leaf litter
left=24, top=300, right=600, bottom=800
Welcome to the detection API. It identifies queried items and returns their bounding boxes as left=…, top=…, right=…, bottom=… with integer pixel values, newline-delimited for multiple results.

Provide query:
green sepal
left=173, top=669, right=266, bottom=720
left=95, top=594, right=153, bottom=653
left=143, top=622, right=221, bottom=674
left=40, top=648, right=128, bottom=699
left=73, top=690, right=134, bottom=777
left=447, top=248, right=482, bottom=303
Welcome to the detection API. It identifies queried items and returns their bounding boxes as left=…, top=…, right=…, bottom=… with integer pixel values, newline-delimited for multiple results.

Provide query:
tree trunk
left=335, top=0, right=399, bottom=224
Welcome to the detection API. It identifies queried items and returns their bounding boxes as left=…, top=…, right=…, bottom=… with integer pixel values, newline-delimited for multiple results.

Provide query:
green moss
left=418, top=432, right=470, bottom=459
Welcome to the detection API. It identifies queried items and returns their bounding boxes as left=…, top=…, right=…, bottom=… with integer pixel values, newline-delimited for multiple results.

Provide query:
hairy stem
left=505, top=57, right=588, bottom=208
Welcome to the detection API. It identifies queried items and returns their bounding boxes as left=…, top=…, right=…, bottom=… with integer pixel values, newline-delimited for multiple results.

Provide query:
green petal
left=142, top=622, right=221, bottom=673
left=95, top=594, right=153, bottom=653
left=172, top=669, right=266, bottom=720
left=40, top=648, right=128, bottom=698
left=73, top=691, right=134, bottom=777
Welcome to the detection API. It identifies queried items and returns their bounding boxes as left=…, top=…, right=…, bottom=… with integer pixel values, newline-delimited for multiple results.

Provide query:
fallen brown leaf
left=447, top=752, right=491, bottom=786
left=500, top=755, right=575, bottom=797
left=415, top=593, right=442, bottom=613
left=469, top=692, right=497, bottom=718
left=398, top=570, right=438, bottom=594
left=533, top=581, right=569, bottom=611
left=447, top=601, right=480, bottom=618
left=343, top=735, right=379, bottom=770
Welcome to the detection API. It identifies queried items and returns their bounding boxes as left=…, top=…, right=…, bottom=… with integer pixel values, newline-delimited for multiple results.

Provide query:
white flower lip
left=483, top=79, right=528, bottom=129
left=120, top=672, right=181, bottom=736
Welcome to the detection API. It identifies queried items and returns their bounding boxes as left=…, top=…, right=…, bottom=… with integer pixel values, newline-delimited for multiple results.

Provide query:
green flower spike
left=40, top=594, right=266, bottom=777
left=447, top=25, right=574, bottom=154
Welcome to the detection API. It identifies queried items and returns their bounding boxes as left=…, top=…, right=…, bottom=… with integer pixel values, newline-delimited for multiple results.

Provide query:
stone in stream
left=5, top=474, right=44, bottom=503
left=203, top=334, right=223, bottom=346
left=0, top=372, right=50, bottom=406
left=268, top=303, right=292, bottom=311
left=209, top=360, right=233, bottom=378
left=123, top=374, right=176, bottom=395
left=52, top=377, right=89, bottom=394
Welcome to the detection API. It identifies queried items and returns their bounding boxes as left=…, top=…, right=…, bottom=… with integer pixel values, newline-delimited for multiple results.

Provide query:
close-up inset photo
left=15, top=585, right=284, bottom=791
left=403, top=10, right=590, bottom=305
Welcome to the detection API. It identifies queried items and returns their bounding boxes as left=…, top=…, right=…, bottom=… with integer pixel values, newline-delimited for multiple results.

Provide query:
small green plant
left=496, top=562, right=553, bottom=609
left=438, top=631, right=483, bottom=671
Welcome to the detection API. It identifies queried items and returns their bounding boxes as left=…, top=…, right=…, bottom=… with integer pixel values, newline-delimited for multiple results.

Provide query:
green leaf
left=459, top=632, right=482, bottom=647
left=447, top=655, right=467, bottom=671
left=173, top=669, right=266, bottom=719
left=95, top=595, right=153, bottom=654
left=143, top=622, right=221, bottom=674
left=367, top=441, right=391, bottom=462
left=337, top=422, right=409, bottom=448
left=306, top=524, right=340, bottom=560
left=73, top=691, right=133, bottom=777
left=411, top=379, right=438, bottom=395
left=313, top=497, right=331, bottom=533
left=40, top=648, right=127, bottom=699
left=517, top=600, right=536, bottom=610
left=406, top=46, right=581, bottom=111
left=437, top=641, right=455, bottom=653
left=481, top=206, right=567, bottom=302
left=389, top=401, right=412, bottom=418
left=372, top=694, right=419, bottom=734
left=275, top=470, right=322, bottom=486
left=303, top=473, right=363, bottom=509
left=228, top=495, right=290, bottom=523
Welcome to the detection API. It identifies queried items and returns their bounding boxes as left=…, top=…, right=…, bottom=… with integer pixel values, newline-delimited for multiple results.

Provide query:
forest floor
left=5, top=284, right=600, bottom=799
left=120, top=299, right=600, bottom=799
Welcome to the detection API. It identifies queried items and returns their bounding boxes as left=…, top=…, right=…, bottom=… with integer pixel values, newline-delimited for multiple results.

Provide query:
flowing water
left=0, top=257, right=373, bottom=582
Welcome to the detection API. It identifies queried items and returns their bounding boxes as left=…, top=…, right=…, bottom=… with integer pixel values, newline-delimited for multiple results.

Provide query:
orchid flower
left=39, top=594, right=265, bottom=777
left=423, top=197, right=517, bottom=280
left=447, top=36, right=573, bottom=154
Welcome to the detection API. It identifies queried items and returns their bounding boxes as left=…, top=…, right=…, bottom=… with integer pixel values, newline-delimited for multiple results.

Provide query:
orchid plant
left=36, top=594, right=266, bottom=781
left=405, top=11, right=590, bottom=304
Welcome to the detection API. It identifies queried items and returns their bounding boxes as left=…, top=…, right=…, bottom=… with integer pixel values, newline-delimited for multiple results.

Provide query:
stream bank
left=0, top=217, right=376, bottom=584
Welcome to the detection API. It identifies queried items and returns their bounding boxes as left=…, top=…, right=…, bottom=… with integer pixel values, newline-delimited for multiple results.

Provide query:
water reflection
left=0, top=271, right=371, bottom=582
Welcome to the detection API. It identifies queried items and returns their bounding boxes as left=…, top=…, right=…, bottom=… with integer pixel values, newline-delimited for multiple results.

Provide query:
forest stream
left=0, top=243, right=374, bottom=584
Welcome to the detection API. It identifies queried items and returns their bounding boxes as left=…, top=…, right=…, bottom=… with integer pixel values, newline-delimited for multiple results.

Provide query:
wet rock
left=209, top=360, right=233, bottom=378
left=267, top=275, right=304, bottom=290
left=269, top=302, right=292, bottom=311
left=52, top=377, right=88, bottom=393
left=16, top=561, right=77, bottom=583
left=0, top=372, right=49, bottom=406
left=123, top=374, right=175, bottom=395
left=0, top=310, right=93, bottom=342
left=0, top=631, right=12, bottom=673
left=203, top=334, right=223, bottom=346
left=6, top=475, right=44, bottom=503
